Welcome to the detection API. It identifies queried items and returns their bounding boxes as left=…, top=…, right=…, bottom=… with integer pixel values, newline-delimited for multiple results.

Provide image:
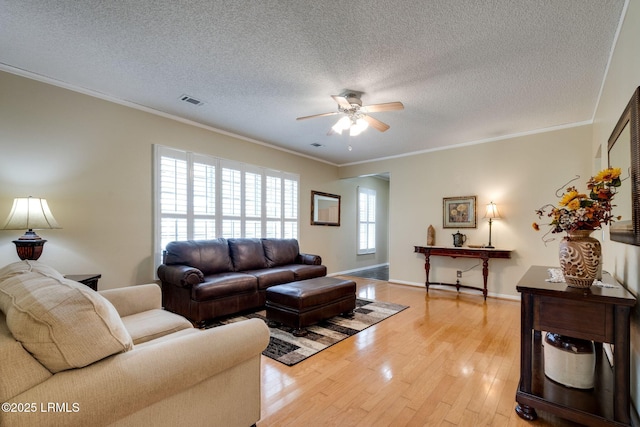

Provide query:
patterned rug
left=206, top=298, right=408, bottom=366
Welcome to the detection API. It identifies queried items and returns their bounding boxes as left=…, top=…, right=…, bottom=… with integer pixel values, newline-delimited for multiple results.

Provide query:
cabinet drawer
left=533, top=296, right=613, bottom=342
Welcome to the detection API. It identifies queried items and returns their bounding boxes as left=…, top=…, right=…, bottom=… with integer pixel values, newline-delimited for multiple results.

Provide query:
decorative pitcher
left=452, top=231, right=467, bottom=247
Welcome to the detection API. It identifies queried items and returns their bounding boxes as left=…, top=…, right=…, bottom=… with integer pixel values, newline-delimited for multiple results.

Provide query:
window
left=154, top=145, right=299, bottom=265
left=357, top=187, right=376, bottom=254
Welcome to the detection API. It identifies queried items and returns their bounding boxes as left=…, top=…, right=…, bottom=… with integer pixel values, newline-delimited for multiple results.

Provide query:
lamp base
left=486, top=219, right=495, bottom=249
left=12, top=238, right=47, bottom=261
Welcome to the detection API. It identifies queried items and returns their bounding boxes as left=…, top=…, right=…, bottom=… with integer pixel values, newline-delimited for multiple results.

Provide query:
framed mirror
left=608, top=86, right=640, bottom=246
left=311, top=191, right=341, bottom=226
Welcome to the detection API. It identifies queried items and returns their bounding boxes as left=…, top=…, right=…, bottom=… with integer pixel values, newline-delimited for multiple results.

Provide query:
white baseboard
left=388, top=279, right=423, bottom=287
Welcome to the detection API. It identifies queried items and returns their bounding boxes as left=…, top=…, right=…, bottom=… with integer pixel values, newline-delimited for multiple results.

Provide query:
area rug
left=206, top=298, right=408, bottom=366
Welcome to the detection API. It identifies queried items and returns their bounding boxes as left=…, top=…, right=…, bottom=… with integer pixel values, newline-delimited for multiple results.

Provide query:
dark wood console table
left=414, top=246, right=511, bottom=300
left=515, top=265, right=636, bottom=426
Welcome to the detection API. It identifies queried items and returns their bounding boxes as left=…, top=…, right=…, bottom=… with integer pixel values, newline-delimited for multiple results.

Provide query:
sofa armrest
left=3, top=318, right=269, bottom=427
left=297, top=253, right=322, bottom=265
left=157, top=264, right=204, bottom=288
left=99, top=284, right=162, bottom=317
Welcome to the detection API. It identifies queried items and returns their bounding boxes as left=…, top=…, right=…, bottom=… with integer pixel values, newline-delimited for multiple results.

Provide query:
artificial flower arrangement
left=533, top=167, right=622, bottom=242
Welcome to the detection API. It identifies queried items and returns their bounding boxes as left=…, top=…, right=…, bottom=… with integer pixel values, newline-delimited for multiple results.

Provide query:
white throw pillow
left=0, top=261, right=133, bottom=373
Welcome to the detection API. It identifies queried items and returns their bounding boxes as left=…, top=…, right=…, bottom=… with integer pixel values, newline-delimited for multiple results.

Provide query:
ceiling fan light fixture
left=332, top=116, right=351, bottom=134
left=298, top=91, right=402, bottom=137
left=349, top=117, right=369, bottom=136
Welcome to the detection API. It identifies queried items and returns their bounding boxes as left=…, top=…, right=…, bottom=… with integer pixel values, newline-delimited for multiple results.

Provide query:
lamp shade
left=2, top=197, right=61, bottom=231
left=484, top=202, right=501, bottom=220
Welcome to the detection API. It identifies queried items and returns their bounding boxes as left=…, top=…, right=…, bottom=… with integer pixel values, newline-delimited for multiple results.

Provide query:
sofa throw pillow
left=0, top=261, right=133, bottom=373
left=0, top=258, right=64, bottom=282
left=228, top=238, right=268, bottom=271
left=262, top=238, right=299, bottom=267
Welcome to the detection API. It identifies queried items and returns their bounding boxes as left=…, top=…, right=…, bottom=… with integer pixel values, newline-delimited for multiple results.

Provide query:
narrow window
left=357, top=187, right=376, bottom=254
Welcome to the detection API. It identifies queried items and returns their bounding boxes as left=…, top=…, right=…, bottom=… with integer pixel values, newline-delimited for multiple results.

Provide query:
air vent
left=179, top=94, right=204, bottom=106
left=310, top=142, right=323, bottom=148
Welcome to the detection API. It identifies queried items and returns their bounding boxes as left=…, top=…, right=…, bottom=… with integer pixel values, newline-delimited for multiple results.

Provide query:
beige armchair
left=0, top=261, right=269, bottom=427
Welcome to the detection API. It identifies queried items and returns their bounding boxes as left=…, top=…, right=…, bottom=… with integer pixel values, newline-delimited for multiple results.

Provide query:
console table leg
left=515, top=403, right=537, bottom=421
left=482, top=258, right=489, bottom=301
left=424, top=256, right=431, bottom=292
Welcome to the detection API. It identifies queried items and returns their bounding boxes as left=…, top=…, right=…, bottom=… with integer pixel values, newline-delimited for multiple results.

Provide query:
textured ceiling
left=0, top=1, right=626, bottom=165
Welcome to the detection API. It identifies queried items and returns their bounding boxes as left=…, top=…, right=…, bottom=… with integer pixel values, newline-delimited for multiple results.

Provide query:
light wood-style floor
left=257, top=276, right=581, bottom=426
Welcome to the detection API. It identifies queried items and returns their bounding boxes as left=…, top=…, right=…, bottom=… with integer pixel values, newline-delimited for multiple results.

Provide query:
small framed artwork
left=443, top=196, right=477, bottom=228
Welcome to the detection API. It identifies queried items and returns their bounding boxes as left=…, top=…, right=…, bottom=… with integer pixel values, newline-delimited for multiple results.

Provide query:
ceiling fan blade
left=331, top=95, right=352, bottom=110
left=363, top=115, right=390, bottom=132
left=296, top=111, right=339, bottom=121
left=361, top=101, right=404, bottom=113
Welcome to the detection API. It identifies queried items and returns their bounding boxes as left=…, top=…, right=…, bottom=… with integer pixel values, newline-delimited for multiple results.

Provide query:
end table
left=515, top=265, right=635, bottom=426
left=65, top=274, right=102, bottom=291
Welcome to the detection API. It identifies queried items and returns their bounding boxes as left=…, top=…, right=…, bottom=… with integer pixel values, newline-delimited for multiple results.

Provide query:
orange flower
left=595, top=188, right=612, bottom=200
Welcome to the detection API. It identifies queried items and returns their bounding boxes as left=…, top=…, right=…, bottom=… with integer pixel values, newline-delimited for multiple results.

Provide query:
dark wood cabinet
left=515, top=265, right=636, bottom=426
left=64, top=274, right=101, bottom=291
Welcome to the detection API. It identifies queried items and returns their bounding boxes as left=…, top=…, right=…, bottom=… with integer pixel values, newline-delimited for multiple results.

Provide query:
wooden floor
left=257, top=276, right=582, bottom=426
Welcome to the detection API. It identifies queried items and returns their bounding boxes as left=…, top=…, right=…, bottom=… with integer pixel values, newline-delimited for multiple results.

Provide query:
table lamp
left=1, top=197, right=61, bottom=260
left=484, top=201, right=500, bottom=249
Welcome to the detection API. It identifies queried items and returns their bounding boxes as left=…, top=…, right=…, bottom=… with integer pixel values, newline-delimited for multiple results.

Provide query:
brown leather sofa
left=158, top=238, right=326, bottom=325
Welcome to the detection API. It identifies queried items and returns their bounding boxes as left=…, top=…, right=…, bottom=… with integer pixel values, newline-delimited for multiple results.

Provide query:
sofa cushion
left=120, top=309, right=193, bottom=344
left=165, top=239, right=233, bottom=275
left=246, top=267, right=295, bottom=290
left=228, top=238, right=267, bottom=271
left=0, top=260, right=133, bottom=373
left=262, top=238, right=299, bottom=267
left=0, top=313, right=52, bottom=403
left=192, top=272, right=258, bottom=301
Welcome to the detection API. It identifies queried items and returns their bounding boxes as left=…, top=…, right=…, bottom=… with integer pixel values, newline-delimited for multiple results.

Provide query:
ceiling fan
left=296, top=90, right=404, bottom=136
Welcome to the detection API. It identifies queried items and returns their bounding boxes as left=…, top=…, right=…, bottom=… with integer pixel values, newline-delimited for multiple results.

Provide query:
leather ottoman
left=265, top=277, right=356, bottom=336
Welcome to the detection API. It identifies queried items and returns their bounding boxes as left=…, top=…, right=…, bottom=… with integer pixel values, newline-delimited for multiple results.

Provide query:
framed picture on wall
left=443, top=196, right=477, bottom=228
left=311, top=191, right=341, bottom=226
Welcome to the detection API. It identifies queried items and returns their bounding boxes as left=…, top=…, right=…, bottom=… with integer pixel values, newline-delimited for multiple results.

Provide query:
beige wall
left=0, top=70, right=378, bottom=288
left=592, top=0, right=640, bottom=409
left=340, top=126, right=592, bottom=299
